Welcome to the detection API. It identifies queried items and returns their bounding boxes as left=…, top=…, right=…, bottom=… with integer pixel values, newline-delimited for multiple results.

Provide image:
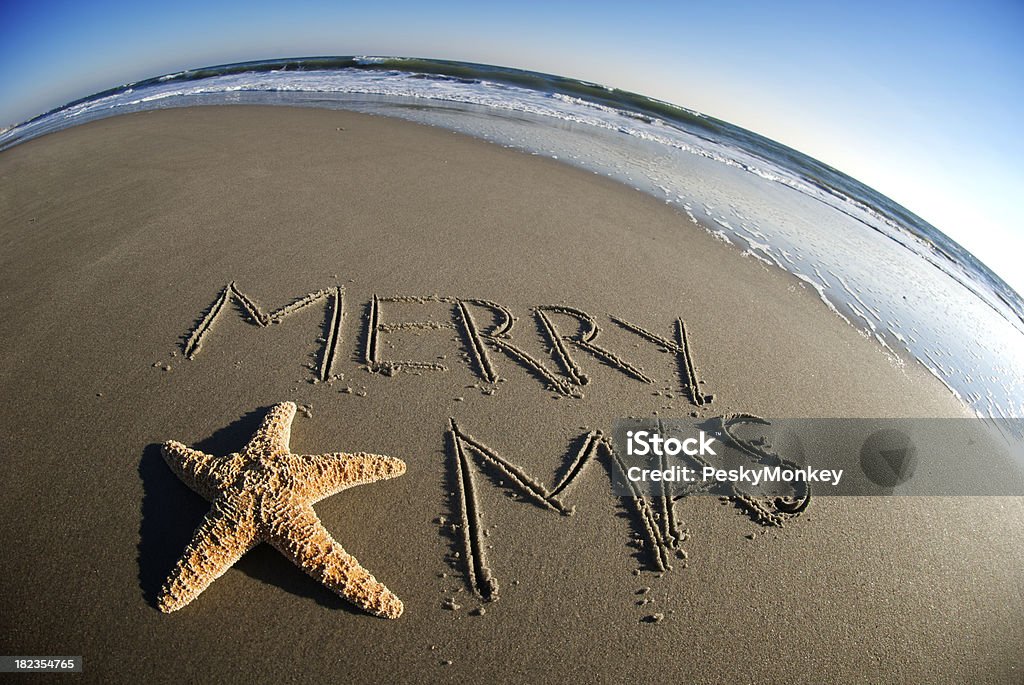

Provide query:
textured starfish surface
left=158, top=402, right=406, bottom=619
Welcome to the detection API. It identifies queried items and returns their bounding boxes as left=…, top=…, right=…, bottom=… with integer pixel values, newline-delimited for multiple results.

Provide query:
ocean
left=3, top=56, right=1021, bottom=422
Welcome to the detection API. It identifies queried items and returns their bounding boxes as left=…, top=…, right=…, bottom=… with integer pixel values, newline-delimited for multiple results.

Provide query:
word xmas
left=183, top=282, right=714, bottom=402
left=444, top=415, right=809, bottom=601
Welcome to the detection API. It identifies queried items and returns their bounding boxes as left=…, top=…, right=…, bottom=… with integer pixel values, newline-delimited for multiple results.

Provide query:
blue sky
left=2, top=0, right=1022, bottom=294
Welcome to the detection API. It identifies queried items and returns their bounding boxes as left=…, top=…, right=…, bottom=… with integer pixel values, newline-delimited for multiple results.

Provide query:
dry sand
left=0, top=106, right=1020, bottom=683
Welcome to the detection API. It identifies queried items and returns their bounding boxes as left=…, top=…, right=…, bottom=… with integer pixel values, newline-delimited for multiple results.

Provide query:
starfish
left=157, top=401, right=406, bottom=619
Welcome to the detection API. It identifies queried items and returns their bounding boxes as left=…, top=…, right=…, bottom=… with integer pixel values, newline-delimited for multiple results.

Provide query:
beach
left=0, top=105, right=1020, bottom=682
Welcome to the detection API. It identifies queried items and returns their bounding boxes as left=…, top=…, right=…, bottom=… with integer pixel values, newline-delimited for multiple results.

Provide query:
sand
left=0, top=106, right=1020, bottom=683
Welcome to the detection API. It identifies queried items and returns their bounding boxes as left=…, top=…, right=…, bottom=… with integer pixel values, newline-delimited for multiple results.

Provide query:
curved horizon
left=4, top=53, right=1021, bottom=316
left=4, top=1, right=1021, bottom=305
left=5, top=55, right=1021, bottom=420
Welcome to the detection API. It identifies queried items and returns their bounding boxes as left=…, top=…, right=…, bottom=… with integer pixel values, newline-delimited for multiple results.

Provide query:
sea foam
left=2, top=58, right=1022, bottom=421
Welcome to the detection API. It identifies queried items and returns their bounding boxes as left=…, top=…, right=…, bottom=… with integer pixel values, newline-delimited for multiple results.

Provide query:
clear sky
left=2, top=0, right=1022, bottom=294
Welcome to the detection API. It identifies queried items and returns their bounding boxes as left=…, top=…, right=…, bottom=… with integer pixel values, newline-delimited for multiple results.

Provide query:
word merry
left=183, top=282, right=715, bottom=401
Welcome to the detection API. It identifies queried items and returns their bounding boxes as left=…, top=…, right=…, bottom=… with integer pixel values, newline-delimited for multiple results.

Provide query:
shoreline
left=1, top=106, right=1019, bottom=683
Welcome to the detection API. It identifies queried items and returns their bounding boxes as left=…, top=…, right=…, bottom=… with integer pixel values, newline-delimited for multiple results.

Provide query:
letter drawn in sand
left=364, top=295, right=452, bottom=375
left=448, top=418, right=500, bottom=601
left=609, top=315, right=714, bottom=406
left=183, top=282, right=344, bottom=381
left=710, top=414, right=810, bottom=525
left=534, top=305, right=654, bottom=385
left=444, top=420, right=686, bottom=600
left=457, top=299, right=580, bottom=397
left=455, top=300, right=499, bottom=384
left=320, top=286, right=345, bottom=381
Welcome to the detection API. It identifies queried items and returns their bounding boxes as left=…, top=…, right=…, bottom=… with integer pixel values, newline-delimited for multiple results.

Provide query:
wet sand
left=0, top=106, right=1020, bottom=683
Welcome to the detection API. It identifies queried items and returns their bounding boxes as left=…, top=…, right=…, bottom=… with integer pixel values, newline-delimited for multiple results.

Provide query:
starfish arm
left=243, top=402, right=296, bottom=457
left=157, top=494, right=259, bottom=613
left=267, top=504, right=403, bottom=619
left=282, top=452, right=407, bottom=503
left=161, top=441, right=232, bottom=500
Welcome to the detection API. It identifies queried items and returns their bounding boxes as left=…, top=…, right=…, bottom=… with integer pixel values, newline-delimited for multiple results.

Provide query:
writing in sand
left=183, top=281, right=714, bottom=402
left=175, top=281, right=809, bottom=606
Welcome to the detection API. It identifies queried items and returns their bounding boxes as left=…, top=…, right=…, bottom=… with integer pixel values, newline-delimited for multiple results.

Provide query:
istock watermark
left=610, top=416, right=1024, bottom=497
left=625, top=429, right=718, bottom=457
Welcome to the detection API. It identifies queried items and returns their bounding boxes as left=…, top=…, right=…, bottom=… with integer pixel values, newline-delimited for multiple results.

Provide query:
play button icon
left=860, top=429, right=918, bottom=488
